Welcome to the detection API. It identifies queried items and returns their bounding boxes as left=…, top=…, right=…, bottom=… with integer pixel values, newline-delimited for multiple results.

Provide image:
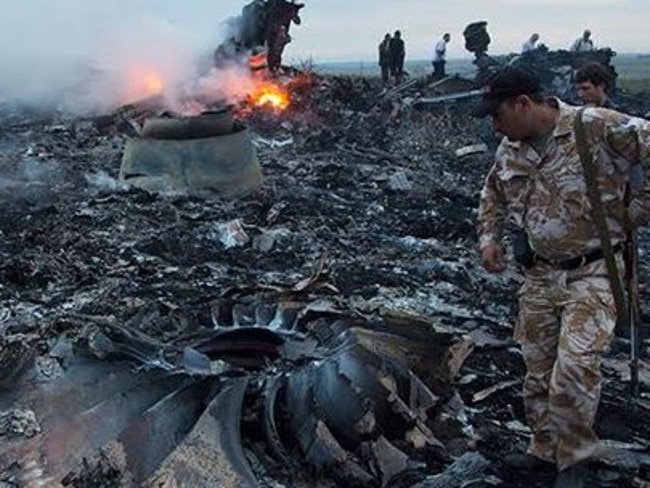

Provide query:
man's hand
left=481, top=244, right=506, bottom=273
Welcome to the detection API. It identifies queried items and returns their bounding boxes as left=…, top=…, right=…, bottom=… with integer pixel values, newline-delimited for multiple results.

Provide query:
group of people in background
left=378, top=28, right=603, bottom=87
left=522, top=29, right=596, bottom=54
left=519, top=29, right=615, bottom=109
left=378, top=31, right=405, bottom=84
left=378, top=31, right=450, bottom=85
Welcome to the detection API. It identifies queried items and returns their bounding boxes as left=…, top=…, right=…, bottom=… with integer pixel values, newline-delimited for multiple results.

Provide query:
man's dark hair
left=472, top=65, right=543, bottom=117
left=575, top=62, right=611, bottom=89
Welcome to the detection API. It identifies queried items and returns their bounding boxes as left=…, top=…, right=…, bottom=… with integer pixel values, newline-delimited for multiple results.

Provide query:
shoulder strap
left=574, top=107, right=628, bottom=325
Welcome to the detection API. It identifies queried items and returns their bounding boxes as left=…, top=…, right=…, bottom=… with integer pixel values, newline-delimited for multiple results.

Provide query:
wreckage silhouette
left=1, top=295, right=489, bottom=487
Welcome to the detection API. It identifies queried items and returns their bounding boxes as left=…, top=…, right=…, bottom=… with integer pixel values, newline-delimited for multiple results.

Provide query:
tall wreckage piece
left=215, top=0, right=305, bottom=74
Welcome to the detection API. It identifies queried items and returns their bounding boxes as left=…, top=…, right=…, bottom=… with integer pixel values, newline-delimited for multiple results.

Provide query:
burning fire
left=120, top=66, right=165, bottom=106
left=142, top=72, right=164, bottom=96
left=250, top=83, right=290, bottom=110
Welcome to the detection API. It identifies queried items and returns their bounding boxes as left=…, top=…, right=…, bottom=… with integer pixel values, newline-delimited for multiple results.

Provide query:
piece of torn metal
left=414, top=89, right=483, bottom=107
left=454, top=143, right=488, bottom=158
left=144, top=378, right=258, bottom=488
left=472, top=379, right=521, bottom=404
left=119, top=111, right=262, bottom=195
left=214, top=219, right=251, bottom=249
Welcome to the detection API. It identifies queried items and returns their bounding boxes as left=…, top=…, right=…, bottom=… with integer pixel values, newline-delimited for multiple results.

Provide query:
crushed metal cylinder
left=119, top=109, right=262, bottom=195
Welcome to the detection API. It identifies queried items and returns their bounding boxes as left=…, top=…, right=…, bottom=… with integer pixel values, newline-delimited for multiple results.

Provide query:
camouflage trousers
left=515, top=257, right=620, bottom=470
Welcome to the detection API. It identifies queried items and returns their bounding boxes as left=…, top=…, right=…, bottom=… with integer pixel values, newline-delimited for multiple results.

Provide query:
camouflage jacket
left=478, top=99, right=650, bottom=260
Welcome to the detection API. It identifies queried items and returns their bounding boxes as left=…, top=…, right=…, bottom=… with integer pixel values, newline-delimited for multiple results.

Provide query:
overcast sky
left=0, top=0, right=647, bottom=109
left=160, top=0, right=648, bottom=61
left=2, top=0, right=645, bottom=61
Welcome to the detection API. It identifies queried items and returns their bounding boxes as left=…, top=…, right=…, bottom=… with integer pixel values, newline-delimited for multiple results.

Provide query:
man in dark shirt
left=575, top=62, right=613, bottom=108
left=388, top=30, right=405, bottom=84
left=378, top=33, right=392, bottom=85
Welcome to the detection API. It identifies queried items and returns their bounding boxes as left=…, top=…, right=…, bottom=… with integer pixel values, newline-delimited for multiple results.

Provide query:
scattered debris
left=0, top=298, right=475, bottom=487
left=215, top=220, right=251, bottom=249
left=389, top=170, right=413, bottom=192
left=472, top=379, right=521, bottom=404
left=0, top=67, right=649, bottom=487
left=455, top=143, right=488, bottom=158
left=414, top=89, right=483, bottom=107
left=0, top=409, right=41, bottom=439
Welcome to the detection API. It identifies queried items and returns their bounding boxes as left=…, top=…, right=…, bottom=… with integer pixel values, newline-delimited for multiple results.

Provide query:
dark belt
left=535, top=243, right=623, bottom=271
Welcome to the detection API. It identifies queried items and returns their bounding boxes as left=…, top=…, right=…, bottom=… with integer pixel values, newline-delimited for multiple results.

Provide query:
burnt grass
left=2, top=73, right=650, bottom=487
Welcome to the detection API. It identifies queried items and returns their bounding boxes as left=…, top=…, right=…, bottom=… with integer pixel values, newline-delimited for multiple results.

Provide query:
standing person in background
left=522, top=33, right=540, bottom=53
left=389, top=30, right=405, bottom=84
left=432, top=33, right=451, bottom=78
left=575, top=62, right=613, bottom=108
left=378, top=33, right=392, bottom=85
left=571, top=29, right=595, bottom=52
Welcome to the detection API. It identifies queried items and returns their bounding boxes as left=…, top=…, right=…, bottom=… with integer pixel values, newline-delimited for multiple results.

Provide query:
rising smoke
left=0, top=0, right=250, bottom=115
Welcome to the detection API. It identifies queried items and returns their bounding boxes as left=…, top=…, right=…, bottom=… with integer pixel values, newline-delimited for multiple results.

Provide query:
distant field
left=612, top=54, right=650, bottom=80
left=313, top=53, right=650, bottom=92
left=312, top=58, right=476, bottom=78
left=618, top=78, right=650, bottom=93
left=611, top=54, right=650, bottom=92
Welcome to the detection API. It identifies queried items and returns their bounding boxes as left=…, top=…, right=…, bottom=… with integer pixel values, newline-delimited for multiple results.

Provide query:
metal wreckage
left=2, top=7, right=650, bottom=488
left=214, top=0, right=305, bottom=73
left=1, top=292, right=485, bottom=487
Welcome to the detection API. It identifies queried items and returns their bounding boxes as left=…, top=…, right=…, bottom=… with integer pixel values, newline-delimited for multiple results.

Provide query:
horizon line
left=295, top=51, right=650, bottom=65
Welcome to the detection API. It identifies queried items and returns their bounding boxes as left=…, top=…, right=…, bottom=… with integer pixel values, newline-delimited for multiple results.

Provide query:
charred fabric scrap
left=0, top=299, right=484, bottom=487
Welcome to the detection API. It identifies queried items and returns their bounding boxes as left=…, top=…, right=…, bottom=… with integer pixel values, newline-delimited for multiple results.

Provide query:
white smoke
left=167, top=63, right=262, bottom=115
left=0, top=0, right=251, bottom=115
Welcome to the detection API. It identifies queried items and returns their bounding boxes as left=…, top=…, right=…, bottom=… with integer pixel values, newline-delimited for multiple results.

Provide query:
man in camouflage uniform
left=473, top=66, right=650, bottom=487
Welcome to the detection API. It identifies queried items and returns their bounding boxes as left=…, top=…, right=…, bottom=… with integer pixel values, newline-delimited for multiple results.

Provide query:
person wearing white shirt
left=570, top=29, right=595, bottom=52
left=432, top=33, right=451, bottom=78
left=522, top=33, right=540, bottom=53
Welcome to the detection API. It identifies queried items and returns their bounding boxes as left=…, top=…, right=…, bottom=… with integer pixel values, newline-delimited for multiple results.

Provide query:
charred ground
left=1, top=73, right=650, bottom=487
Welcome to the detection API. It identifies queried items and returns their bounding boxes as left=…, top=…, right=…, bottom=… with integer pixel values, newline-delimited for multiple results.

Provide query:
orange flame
left=121, top=67, right=165, bottom=106
left=250, top=83, right=290, bottom=110
left=142, top=72, right=164, bottom=96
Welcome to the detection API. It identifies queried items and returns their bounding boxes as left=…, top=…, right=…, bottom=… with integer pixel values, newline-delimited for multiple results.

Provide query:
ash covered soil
left=2, top=73, right=650, bottom=487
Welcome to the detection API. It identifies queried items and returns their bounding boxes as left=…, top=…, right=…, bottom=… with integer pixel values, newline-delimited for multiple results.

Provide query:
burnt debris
left=1, top=297, right=476, bottom=488
left=119, top=109, right=263, bottom=194
left=1, top=68, right=650, bottom=488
